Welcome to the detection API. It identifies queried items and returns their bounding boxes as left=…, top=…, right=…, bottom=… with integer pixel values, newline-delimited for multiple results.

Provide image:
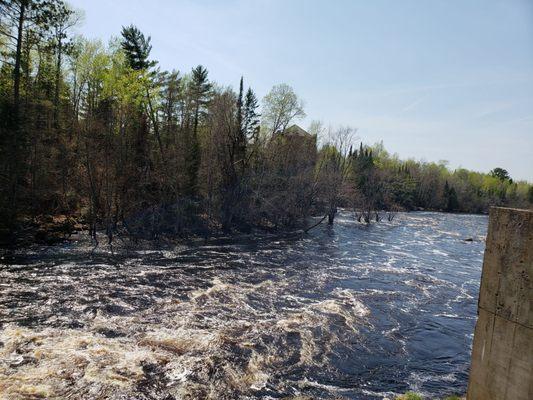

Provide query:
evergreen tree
left=489, top=167, right=511, bottom=182
left=0, top=1, right=531, bottom=243
left=47, top=1, right=77, bottom=128
left=120, top=25, right=156, bottom=71
left=190, top=65, right=211, bottom=134
left=186, top=65, right=211, bottom=194
left=160, top=70, right=181, bottom=145
left=0, top=0, right=65, bottom=108
left=0, top=0, right=76, bottom=235
left=444, top=181, right=459, bottom=211
left=351, top=143, right=378, bottom=219
left=243, top=87, right=260, bottom=141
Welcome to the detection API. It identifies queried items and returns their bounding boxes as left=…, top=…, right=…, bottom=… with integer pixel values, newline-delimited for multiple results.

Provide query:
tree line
left=1, top=0, right=531, bottom=244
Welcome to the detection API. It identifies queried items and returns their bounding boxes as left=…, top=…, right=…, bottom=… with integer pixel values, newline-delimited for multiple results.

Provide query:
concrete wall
left=467, top=207, right=533, bottom=400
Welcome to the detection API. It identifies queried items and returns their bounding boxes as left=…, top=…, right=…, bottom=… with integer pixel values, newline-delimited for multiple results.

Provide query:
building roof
left=282, top=124, right=311, bottom=138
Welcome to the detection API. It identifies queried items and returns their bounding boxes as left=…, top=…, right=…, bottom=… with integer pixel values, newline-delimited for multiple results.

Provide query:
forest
left=1, top=0, right=532, bottom=245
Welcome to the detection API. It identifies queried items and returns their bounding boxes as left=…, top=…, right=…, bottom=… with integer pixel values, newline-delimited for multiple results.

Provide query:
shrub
left=396, top=392, right=423, bottom=400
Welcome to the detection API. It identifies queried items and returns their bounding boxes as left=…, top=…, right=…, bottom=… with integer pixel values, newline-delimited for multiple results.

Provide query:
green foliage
left=243, top=87, right=260, bottom=141
left=120, top=25, right=156, bottom=71
left=443, top=181, right=459, bottom=212
left=0, top=0, right=531, bottom=244
left=261, top=83, right=305, bottom=134
left=489, top=167, right=511, bottom=182
left=351, top=142, right=379, bottom=210
left=362, top=145, right=532, bottom=214
left=186, top=64, right=212, bottom=195
left=396, top=392, right=423, bottom=400
left=395, top=392, right=463, bottom=400
left=190, top=65, right=212, bottom=102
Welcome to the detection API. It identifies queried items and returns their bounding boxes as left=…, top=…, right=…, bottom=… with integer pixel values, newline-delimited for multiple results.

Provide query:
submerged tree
left=316, top=126, right=356, bottom=225
left=349, top=143, right=386, bottom=223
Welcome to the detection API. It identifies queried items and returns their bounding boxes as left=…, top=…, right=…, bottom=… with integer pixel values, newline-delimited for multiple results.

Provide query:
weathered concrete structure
left=467, top=207, right=532, bottom=399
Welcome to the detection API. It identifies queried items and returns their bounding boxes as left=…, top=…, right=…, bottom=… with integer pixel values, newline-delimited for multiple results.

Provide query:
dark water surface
left=0, top=212, right=487, bottom=399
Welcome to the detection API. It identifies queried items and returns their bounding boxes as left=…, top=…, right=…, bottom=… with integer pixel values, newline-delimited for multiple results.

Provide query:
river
left=0, top=211, right=488, bottom=399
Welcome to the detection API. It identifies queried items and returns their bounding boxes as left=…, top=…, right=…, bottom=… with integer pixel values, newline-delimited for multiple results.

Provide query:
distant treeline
left=1, top=1, right=531, bottom=243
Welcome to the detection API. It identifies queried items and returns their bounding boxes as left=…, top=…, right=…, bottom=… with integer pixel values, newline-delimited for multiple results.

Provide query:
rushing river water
left=0, top=211, right=487, bottom=400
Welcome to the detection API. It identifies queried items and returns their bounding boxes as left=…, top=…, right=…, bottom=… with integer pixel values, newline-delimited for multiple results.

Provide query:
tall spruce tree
left=243, top=87, right=260, bottom=141
left=190, top=65, right=211, bottom=136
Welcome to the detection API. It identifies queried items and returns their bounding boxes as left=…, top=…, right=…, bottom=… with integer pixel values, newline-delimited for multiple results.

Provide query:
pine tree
left=160, top=70, right=181, bottom=145
left=190, top=65, right=211, bottom=135
left=186, top=65, right=211, bottom=195
left=120, top=25, right=156, bottom=71
left=48, top=1, right=77, bottom=129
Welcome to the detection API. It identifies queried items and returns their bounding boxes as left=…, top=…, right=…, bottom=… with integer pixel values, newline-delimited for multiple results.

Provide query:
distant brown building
left=270, top=124, right=317, bottom=164
left=263, top=124, right=317, bottom=226
left=280, top=124, right=313, bottom=139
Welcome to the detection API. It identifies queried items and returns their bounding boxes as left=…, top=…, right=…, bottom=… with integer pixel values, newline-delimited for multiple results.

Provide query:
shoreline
left=0, top=209, right=489, bottom=250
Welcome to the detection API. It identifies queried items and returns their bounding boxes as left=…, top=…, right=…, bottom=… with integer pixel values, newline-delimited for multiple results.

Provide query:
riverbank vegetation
left=396, top=393, right=462, bottom=400
left=1, top=0, right=532, bottom=245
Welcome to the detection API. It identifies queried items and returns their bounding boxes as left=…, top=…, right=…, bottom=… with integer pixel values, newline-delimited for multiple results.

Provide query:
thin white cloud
left=472, top=102, right=513, bottom=120
left=400, top=97, right=425, bottom=113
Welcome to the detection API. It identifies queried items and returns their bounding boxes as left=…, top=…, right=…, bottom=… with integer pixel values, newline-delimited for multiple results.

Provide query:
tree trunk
left=327, top=206, right=337, bottom=225
left=13, top=1, right=26, bottom=109
left=145, top=87, right=165, bottom=162
left=54, top=37, right=62, bottom=129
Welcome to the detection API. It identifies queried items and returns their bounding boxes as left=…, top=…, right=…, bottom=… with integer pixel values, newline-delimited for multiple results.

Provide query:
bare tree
left=316, top=126, right=357, bottom=225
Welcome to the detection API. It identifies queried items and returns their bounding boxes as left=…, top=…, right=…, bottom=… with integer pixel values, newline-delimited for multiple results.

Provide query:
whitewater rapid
left=0, top=211, right=487, bottom=399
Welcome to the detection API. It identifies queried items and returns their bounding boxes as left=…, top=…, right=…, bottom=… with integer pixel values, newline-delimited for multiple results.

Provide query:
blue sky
left=68, top=0, right=533, bottom=181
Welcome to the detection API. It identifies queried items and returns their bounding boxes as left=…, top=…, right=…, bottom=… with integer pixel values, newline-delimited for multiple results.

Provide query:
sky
left=68, top=0, right=533, bottom=181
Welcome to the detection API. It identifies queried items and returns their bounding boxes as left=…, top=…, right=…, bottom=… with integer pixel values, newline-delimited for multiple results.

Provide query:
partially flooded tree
left=316, top=126, right=356, bottom=225
left=1, top=1, right=532, bottom=245
left=351, top=143, right=380, bottom=223
left=254, top=124, right=317, bottom=228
